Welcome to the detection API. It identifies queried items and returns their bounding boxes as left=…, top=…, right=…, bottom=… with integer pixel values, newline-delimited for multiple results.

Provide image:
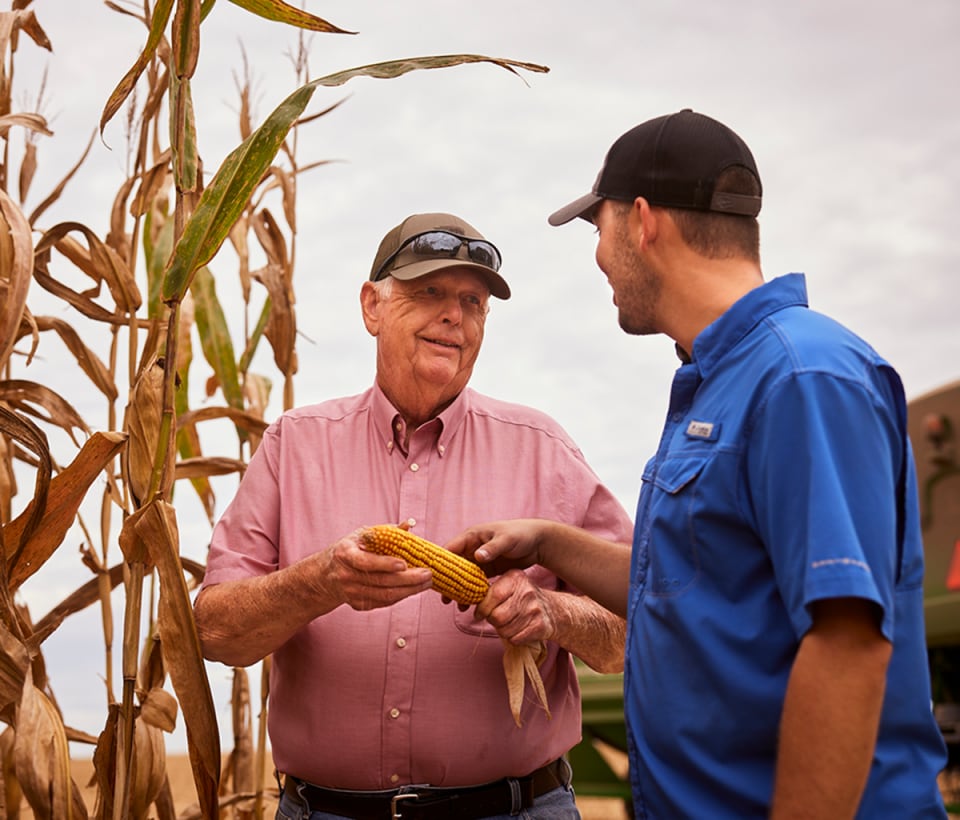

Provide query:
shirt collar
left=370, top=382, right=470, bottom=458
left=691, top=273, right=809, bottom=378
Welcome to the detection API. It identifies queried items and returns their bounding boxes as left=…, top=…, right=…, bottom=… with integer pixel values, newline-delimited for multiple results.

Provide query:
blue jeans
left=276, top=775, right=581, bottom=819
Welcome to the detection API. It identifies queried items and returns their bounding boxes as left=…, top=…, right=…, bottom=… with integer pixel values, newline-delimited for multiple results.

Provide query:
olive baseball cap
left=549, top=109, right=762, bottom=226
left=369, top=212, right=510, bottom=300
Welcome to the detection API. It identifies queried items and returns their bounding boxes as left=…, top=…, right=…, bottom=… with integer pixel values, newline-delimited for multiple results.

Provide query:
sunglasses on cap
left=371, top=230, right=503, bottom=282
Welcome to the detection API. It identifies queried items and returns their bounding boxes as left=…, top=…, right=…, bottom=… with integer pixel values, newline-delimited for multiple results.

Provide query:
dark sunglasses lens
left=411, top=232, right=461, bottom=255
left=467, top=242, right=501, bottom=271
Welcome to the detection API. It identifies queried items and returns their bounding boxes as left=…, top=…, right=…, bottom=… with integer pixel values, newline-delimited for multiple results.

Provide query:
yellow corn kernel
left=359, top=524, right=490, bottom=605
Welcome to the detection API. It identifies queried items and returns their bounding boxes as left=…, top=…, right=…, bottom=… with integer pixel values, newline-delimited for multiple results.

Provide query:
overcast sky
left=11, top=0, right=960, bottom=756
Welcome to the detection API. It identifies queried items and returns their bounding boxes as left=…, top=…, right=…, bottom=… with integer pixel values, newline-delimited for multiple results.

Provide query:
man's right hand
left=194, top=531, right=432, bottom=667
left=444, top=518, right=549, bottom=574
left=343, top=530, right=433, bottom=609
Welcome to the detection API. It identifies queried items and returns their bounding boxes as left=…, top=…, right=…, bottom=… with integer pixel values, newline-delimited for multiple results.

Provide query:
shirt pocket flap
left=647, top=456, right=708, bottom=494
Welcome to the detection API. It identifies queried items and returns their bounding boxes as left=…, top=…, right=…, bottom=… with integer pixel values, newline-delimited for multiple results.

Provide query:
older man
left=193, top=212, right=633, bottom=820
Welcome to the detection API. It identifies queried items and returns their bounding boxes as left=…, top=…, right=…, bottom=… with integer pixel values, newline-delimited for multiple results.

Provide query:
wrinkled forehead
left=395, top=266, right=491, bottom=297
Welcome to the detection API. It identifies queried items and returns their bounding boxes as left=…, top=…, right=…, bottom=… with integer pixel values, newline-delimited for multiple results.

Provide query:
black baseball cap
left=548, top=109, right=762, bottom=226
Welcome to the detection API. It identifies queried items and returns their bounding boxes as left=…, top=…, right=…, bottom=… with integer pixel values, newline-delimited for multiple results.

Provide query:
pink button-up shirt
left=203, top=384, right=633, bottom=789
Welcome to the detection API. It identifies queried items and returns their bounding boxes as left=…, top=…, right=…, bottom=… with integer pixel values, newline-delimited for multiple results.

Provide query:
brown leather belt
left=283, top=758, right=566, bottom=819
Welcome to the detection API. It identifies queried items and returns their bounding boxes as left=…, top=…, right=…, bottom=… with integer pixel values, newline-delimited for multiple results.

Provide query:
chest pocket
left=642, top=455, right=710, bottom=597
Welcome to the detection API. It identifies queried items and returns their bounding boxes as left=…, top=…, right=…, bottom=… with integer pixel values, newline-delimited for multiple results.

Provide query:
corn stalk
left=0, top=0, right=548, bottom=817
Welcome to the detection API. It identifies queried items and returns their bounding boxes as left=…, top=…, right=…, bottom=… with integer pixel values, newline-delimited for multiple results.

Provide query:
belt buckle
left=391, top=791, right=419, bottom=818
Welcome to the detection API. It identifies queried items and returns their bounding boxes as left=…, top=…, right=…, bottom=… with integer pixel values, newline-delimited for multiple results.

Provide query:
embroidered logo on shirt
left=685, top=420, right=718, bottom=440
left=810, top=557, right=872, bottom=573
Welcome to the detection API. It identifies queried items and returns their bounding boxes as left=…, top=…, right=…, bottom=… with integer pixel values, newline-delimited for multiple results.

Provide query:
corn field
left=0, top=1, right=546, bottom=817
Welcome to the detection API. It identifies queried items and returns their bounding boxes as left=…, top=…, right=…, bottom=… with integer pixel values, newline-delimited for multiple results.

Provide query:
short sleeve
left=746, top=370, right=901, bottom=640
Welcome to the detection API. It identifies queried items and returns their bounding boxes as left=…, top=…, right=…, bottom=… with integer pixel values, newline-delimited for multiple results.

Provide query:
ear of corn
left=359, top=524, right=490, bottom=605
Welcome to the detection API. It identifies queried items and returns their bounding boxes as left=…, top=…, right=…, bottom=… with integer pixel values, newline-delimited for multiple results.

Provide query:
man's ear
left=360, top=281, right=381, bottom=336
left=632, top=197, right=659, bottom=249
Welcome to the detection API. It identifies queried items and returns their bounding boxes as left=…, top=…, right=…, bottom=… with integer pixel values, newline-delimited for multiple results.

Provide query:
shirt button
left=409, top=463, right=419, bottom=472
left=389, top=708, right=400, bottom=719
left=438, top=445, right=445, bottom=454
left=406, top=517, right=416, bottom=527
left=671, top=412, right=683, bottom=422
left=390, top=774, right=400, bottom=784
left=396, top=637, right=407, bottom=648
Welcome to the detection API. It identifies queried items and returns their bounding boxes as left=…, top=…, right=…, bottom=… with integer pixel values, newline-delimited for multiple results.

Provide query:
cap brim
left=548, top=192, right=603, bottom=227
left=389, top=258, right=511, bottom=300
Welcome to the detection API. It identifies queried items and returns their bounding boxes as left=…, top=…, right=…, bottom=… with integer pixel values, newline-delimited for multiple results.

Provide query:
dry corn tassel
left=359, top=524, right=551, bottom=726
left=359, top=524, right=490, bottom=605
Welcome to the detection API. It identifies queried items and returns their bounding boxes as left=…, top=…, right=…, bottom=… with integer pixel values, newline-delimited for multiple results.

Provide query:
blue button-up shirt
left=624, top=273, right=946, bottom=817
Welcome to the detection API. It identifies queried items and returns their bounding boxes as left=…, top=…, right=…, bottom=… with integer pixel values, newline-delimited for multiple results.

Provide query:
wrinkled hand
left=321, top=530, right=432, bottom=611
left=474, top=569, right=556, bottom=646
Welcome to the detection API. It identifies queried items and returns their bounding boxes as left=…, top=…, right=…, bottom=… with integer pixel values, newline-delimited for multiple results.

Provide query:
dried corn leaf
left=124, top=357, right=171, bottom=507
left=228, top=215, right=252, bottom=300
left=174, top=456, right=246, bottom=480
left=100, top=0, right=174, bottom=135
left=261, top=166, right=296, bottom=234
left=138, top=686, right=177, bottom=734
left=32, top=563, right=125, bottom=640
left=35, top=221, right=142, bottom=314
left=0, top=188, right=34, bottom=371
left=90, top=705, right=119, bottom=818
left=128, top=714, right=167, bottom=819
left=254, top=263, right=297, bottom=376
left=131, top=154, right=172, bottom=219
left=177, top=405, right=268, bottom=443
left=3, top=431, right=127, bottom=590
left=135, top=500, right=219, bottom=818
left=139, top=630, right=165, bottom=693
left=250, top=207, right=288, bottom=269
left=1, top=725, right=24, bottom=816
left=0, top=404, right=50, bottom=566
left=501, top=640, right=550, bottom=728
left=27, top=130, right=95, bottom=226
left=0, top=111, right=50, bottom=136
left=0, top=9, right=50, bottom=63
left=13, top=667, right=87, bottom=820
left=312, top=54, right=549, bottom=89
left=225, top=667, right=255, bottom=815
left=0, top=379, right=89, bottom=446
left=31, top=266, right=125, bottom=326
left=0, top=620, right=31, bottom=719
left=0, top=432, right=16, bottom=525
left=18, top=139, right=37, bottom=202
left=31, top=316, right=118, bottom=402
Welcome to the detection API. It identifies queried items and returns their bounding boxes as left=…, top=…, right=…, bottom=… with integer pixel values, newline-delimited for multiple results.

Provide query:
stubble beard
left=613, top=225, right=662, bottom=337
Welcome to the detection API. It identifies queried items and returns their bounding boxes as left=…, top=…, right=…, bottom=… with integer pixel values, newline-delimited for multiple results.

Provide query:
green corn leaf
left=162, top=55, right=549, bottom=302
left=190, top=267, right=244, bottom=412
left=227, top=0, right=355, bottom=34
